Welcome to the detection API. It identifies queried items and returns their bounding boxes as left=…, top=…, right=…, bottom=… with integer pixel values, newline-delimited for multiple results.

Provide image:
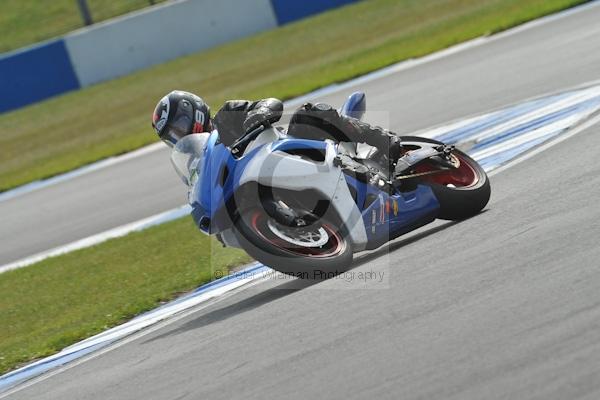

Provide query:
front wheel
left=400, top=136, right=491, bottom=220
left=234, top=208, right=353, bottom=279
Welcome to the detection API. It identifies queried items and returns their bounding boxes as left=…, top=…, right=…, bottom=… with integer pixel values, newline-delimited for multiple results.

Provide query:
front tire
left=234, top=208, right=353, bottom=279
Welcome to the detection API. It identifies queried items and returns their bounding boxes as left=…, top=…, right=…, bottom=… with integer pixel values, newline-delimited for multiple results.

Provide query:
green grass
left=0, top=0, right=588, bottom=192
left=0, top=0, right=166, bottom=53
left=0, top=217, right=251, bottom=374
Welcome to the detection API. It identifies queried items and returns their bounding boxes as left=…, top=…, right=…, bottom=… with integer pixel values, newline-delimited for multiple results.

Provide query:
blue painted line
left=476, top=129, right=564, bottom=170
left=471, top=95, right=600, bottom=150
left=436, top=92, right=572, bottom=144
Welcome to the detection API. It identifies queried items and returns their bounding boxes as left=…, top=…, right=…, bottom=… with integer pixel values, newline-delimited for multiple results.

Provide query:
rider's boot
left=287, top=102, right=405, bottom=179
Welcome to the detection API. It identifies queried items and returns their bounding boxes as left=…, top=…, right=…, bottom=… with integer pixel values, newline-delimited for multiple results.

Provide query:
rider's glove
left=242, top=98, right=283, bottom=133
left=242, top=107, right=277, bottom=132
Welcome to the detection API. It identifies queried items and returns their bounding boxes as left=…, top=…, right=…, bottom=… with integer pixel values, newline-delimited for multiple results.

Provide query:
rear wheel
left=234, top=208, right=353, bottom=279
left=400, top=136, right=491, bottom=220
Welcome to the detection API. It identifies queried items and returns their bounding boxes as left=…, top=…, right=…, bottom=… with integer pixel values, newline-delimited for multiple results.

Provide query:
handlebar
left=230, top=124, right=267, bottom=157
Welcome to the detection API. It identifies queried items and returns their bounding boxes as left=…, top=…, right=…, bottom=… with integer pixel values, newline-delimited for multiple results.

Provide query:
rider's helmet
left=152, top=90, right=212, bottom=146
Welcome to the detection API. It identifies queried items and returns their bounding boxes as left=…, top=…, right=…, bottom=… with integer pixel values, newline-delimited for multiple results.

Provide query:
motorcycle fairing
left=188, top=133, right=359, bottom=241
left=343, top=174, right=440, bottom=248
left=189, top=130, right=441, bottom=251
left=237, top=137, right=369, bottom=249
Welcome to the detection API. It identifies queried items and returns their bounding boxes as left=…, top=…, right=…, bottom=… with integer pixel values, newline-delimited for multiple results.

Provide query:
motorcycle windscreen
left=170, top=133, right=210, bottom=186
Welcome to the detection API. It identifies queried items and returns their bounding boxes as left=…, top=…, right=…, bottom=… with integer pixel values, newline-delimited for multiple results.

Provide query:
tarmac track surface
left=1, top=2, right=600, bottom=265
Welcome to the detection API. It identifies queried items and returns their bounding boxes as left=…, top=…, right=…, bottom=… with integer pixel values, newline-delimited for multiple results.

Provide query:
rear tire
left=400, top=136, right=491, bottom=220
left=426, top=158, right=490, bottom=220
left=234, top=208, right=353, bottom=279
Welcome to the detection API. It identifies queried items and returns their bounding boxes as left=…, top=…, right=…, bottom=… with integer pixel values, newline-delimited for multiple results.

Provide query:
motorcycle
left=171, top=92, right=490, bottom=278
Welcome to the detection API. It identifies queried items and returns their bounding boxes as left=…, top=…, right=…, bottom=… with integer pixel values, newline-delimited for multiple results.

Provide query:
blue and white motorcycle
left=171, top=92, right=490, bottom=278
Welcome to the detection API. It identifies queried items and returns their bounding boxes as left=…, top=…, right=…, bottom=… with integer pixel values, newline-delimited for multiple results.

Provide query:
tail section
left=340, top=91, right=366, bottom=120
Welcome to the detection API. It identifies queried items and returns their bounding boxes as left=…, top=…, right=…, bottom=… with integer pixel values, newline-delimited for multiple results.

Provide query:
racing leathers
left=213, top=98, right=402, bottom=163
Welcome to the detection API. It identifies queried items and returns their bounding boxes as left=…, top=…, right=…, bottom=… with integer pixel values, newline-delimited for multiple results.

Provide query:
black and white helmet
left=152, top=90, right=211, bottom=146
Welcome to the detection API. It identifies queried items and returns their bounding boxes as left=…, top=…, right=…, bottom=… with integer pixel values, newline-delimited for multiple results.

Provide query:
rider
left=151, top=90, right=403, bottom=169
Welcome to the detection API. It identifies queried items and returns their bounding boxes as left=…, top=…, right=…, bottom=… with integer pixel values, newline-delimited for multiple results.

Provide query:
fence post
left=76, top=0, right=93, bottom=26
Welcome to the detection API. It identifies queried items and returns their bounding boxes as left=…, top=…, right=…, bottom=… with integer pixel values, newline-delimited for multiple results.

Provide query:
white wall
left=64, top=0, right=278, bottom=87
